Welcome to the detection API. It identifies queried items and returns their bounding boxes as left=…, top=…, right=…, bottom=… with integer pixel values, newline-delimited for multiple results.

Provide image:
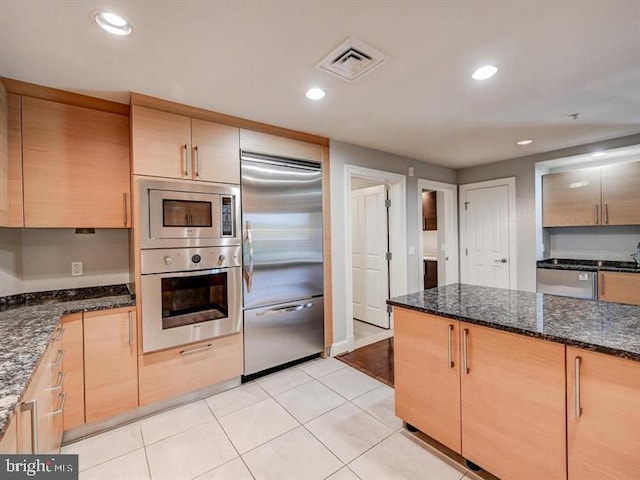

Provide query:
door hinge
left=386, top=304, right=393, bottom=314
left=385, top=198, right=391, bottom=208
left=464, top=201, right=470, bottom=211
left=386, top=252, right=392, bottom=261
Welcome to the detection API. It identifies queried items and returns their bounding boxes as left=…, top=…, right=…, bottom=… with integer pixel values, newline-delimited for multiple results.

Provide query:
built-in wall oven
left=140, top=246, right=242, bottom=353
left=137, top=178, right=243, bottom=353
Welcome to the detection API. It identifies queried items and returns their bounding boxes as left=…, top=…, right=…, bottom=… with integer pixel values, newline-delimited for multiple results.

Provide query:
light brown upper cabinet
left=543, top=161, right=640, bottom=227
left=22, top=97, right=130, bottom=228
left=240, top=129, right=324, bottom=162
left=132, top=106, right=240, bottom=184
left=0, top=88, right=23, bottom=227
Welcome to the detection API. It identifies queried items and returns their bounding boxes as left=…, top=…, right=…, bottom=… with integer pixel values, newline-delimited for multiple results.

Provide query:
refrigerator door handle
left=243, top=221, right=254, bottom=292
left=257, top=302, right=314, bottom=316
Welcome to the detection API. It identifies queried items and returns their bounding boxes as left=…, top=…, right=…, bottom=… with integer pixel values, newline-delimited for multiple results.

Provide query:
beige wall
left=0, top=228, right=131, bottom=296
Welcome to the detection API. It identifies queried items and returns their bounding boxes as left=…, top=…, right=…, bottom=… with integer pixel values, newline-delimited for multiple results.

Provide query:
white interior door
left=461, top=178, right=516, bottom=289
left=351, top=184, right=389, bottom=328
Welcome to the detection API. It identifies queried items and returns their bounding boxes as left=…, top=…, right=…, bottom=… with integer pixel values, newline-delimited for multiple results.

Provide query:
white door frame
left=343, top=165, right=407, bottom=351
left=417, top=179, right=459, bottom=286
left=459, top=177, right=517, bottom=288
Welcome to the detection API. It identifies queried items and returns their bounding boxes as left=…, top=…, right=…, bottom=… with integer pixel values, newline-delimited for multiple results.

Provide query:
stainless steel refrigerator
left=241, top=152, right=324, bottom=376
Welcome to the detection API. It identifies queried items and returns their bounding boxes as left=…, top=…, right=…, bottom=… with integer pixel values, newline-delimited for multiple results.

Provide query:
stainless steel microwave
left=138, top=178, right=240, bottom=249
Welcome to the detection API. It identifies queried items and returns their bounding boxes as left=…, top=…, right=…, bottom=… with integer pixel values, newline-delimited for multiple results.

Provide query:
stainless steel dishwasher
left=536, top=268, right=597, bottom=300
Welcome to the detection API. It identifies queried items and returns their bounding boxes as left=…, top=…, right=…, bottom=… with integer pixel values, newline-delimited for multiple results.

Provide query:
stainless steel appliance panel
left=536, top=268, right=597, bottom=300
left=141, top=245, right=241, bottom=275
left=241, top=156, right=323, bottom=309
left=244, top=296, right=324, bottom=375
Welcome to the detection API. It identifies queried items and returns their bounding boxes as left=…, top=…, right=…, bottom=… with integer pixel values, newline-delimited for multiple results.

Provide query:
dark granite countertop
left=388, top=284, right=640, bottom=363
left=0, top=285, right=135, bottom=438
left=537, top=258, right=640, bottom=274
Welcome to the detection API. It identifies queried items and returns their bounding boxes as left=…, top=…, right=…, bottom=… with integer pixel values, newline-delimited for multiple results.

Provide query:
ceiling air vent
left=316, top=37, right=388, bottom=82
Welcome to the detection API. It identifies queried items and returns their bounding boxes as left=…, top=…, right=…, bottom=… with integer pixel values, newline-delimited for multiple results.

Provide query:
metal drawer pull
left=128, top=311, right=133, bottom=347
left=593, top=204, right=599, bottom=224
left=183, top=144, right=189, bottom=175
left=51, top=392, right=66, bottom=416
left=20, top=400, right=38, bottom=453
left=447, top=324, right=454, bottom=368
left=51, top=370, right=66, bottom=391
left=194, top=145, right=200, bottom=177
left=462, top=328, right=470, bottom=374
left=50, top=349, right=65, bottom=366
left=180, top=343, right=212, bottom=355
left=123, top=192, right=128, bottom=226
left=575, top=356, right=582, bottom=418
left=258, top=303, right=314, bottom=316
left=603, top=203, right=609, bottom=224
left=54, top=326, right=65, bottom=341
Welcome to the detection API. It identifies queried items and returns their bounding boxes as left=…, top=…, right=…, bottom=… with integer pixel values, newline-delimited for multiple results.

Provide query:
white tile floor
left=62, top=357, right=474, bottom=480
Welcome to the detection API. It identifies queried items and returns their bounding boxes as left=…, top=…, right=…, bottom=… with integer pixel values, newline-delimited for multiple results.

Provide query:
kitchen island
left=388, top=284, right=640, bottom=480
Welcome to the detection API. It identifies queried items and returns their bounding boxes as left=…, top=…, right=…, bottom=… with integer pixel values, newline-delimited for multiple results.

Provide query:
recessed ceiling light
left=591, top=151, right=607, bottom=157
left=94, top=12, right=132, bottom=36
left=516, top=139, right=533, bottom=145
left=472, top=65, right=498, bottom=80
left=305, top=88, right=326, bottom=100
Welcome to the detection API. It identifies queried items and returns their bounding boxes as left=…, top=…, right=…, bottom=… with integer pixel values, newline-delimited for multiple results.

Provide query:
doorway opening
left=344, top=166, right=407, bottom=352
left=417, top=179, right=459, bottom=288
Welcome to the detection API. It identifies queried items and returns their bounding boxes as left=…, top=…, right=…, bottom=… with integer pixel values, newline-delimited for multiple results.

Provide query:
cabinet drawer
left=138, top=334, right=243, bottom=406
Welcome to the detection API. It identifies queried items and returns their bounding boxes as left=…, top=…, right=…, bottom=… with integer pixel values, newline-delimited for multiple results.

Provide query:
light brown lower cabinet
left=598, top=271, right=640, bottom=306
left=0, top=413, right=18, bottom=453
left=84, top=307, right=138, bottom=423
left=17, top=332, right=65, bottom=454
left=566, top=347, right=640, bottom=480
left=395, top=308, right=461, bottom=452
left=138, top=333, right=243, bottom=406
left=460, top=322, right=566, bottom=480
left=61, top=313, right=84, bottom=430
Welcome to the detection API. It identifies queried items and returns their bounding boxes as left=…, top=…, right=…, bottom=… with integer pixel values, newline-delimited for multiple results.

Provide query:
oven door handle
left=244, top=221, right=254, bottom=292
left=257, top=302, right=314, bottom=316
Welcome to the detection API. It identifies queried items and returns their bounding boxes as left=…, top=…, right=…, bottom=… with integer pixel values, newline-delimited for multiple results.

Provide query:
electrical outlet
left=408, top=166, right=415, bottom=177
left=71, top=262, right=83, bottom=276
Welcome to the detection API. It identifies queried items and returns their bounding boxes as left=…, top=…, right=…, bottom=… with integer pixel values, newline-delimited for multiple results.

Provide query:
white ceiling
left=1, top=1, right=639, bottom=169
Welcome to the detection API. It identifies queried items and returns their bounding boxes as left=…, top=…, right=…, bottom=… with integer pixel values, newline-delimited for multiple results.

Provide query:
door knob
left=494, top=258, right=508, bottom=263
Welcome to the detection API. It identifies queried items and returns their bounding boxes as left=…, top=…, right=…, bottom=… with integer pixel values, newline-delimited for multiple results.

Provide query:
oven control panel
left=141, top=246, right=241, bottom=275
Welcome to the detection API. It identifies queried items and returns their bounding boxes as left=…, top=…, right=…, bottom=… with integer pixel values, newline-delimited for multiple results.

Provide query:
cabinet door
left=600, top=161, right=640, bottom=225
left=0, top=413, right=18, bottom=454
left=395, top=308, right=461, bottom=453
left=239, top=129, right=324, bottom=162
left=460, top=323, right=566, bottom=480
left=62, top=313, right=84, bottom=430
left=567, top=348, right=640, bottom=480
left=132, top=106, right=191, bottom=179
left=84, top=308, right=138, bottom=423
left=22, top=97, right=130, bottom=228
left=191, top=119, right=240, bottom=184
left=543, top=168, right=601, bottom=226
left=599, top=271, right=640, bottom=306
left=0, top=91, right=24, bottom=227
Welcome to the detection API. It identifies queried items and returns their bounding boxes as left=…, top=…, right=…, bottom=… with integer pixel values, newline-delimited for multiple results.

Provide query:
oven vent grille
left=316, top=37, right=388, bottom=82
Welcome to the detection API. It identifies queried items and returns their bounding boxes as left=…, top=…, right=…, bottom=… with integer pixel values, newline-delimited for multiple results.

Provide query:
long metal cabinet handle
left=258, top=302, right=313, bottom=317
left=593, top=204, right=599, bottom=224
left=180, top=343, right=212, bottom=355
left=604, top=203, right=609, bottom=224
left=50, top=349, right=65, bottom=366
left=20, top=400, right=38, bottom=453
left=123, top=193, right=128, bottom=227
left=194, top=145, right=200, bottom=177
left=575, top=356, right=582, bottom=417
left=128, top=311, right=133, bottom=347
left=600, top=274, right=605, bottom=297
left=462, top=328, right=470, bottom=374
left=54, top=326, right=65, bottom=342
left=245, top=221, right=254, bottom=293
left=51, top=392, right=66, bottom=416
left=448, top=324, right=455, bottom=368
left=51, top=370, right=66, bottom=391
left=183, top=144, right=189, bottom=176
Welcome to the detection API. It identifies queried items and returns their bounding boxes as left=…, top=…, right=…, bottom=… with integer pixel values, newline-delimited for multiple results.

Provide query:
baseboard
left=329, top=336, right=354, bottom=356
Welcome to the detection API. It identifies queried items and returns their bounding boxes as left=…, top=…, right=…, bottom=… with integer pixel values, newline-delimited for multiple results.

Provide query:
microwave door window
left=161, top=273, right=228, bottom=329
left=163, top=199, right=213, bottom=227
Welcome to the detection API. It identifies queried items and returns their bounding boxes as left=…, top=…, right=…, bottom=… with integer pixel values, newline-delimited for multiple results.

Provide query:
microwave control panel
left=221, top=196, right=234, bottom=237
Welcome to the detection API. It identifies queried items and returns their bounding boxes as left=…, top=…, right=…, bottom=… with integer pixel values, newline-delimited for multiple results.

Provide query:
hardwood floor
left=336, top=338, right=394, bottom=386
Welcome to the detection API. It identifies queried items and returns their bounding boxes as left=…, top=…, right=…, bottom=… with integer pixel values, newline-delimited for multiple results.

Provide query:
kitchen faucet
left=632, top=242, right=640, bottom=266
